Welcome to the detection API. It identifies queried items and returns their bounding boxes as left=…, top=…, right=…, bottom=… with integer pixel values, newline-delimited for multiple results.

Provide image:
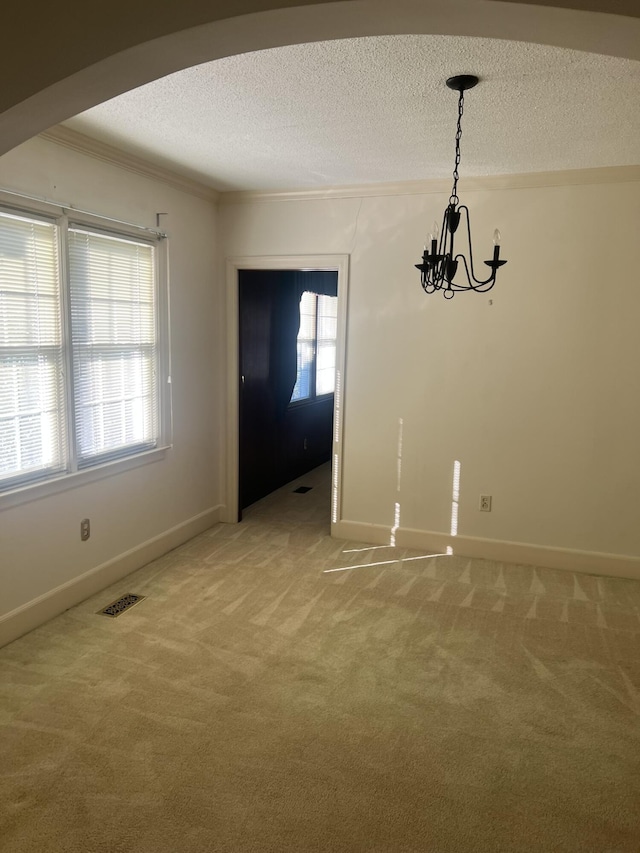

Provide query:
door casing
left=225, top=254, right=349, bottom=526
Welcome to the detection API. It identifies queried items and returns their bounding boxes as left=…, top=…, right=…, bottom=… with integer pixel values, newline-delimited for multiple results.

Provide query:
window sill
left=0, top=445, right=171, bottom=511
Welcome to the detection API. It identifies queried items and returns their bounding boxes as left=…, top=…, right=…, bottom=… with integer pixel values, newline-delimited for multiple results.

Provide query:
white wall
left=0, top=137, right=223, bottom=643
left=221, top=173, right=640, bottom=576
left=3, top=139, right=639, bottom=649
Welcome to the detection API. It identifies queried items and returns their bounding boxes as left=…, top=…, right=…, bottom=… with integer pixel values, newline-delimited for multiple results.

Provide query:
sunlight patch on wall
left=450, top=460, right=461, bottom=537
left=333, top=368, right=342, bottom=445
left=332, top=452, right=339, bottom=524
left=446, top=459, right=461, bottom=556
left=331, top=368, right=342, bottom=524
left=390, top=418, right=403, bottom=547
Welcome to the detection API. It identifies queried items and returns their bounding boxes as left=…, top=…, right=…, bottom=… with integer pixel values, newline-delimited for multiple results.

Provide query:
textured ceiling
left=63, top=35, right=640, bottom=192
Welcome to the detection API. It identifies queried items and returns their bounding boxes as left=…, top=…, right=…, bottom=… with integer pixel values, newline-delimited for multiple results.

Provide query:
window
left=0, top=212, right=66, bottom=486
left=0, top=201, right=167, bottom=496
left=69, top=227, right=158, bottom=466
left=290, top=291, right=338, bottom=403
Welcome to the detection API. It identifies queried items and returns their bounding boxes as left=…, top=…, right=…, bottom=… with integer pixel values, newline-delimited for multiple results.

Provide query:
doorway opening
left=238, top=268, right=337, bottom=512
left=225, top=255, right=349, bottom=526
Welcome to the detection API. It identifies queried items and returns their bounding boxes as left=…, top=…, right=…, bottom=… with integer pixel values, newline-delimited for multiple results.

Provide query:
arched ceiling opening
left=2, top=0, right=640, bottom=156
left=62, top=35, right=640, bottom=191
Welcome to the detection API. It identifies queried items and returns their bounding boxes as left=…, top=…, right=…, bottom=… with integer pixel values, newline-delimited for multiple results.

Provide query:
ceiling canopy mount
left=445, top=74, right=479, bottom=93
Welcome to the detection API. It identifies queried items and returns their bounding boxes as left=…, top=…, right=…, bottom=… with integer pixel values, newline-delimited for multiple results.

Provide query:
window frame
left=289, top=290, right=338, bottom=408
left=0, top=193, right=172, bottom=510
left=0, top=206, right=67, bottom=491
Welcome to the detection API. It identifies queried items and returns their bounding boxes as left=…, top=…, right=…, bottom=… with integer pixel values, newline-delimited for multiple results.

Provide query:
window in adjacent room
left=290, top=291, right=338, bottom=404
left=0, top=201, right=168, bottom=497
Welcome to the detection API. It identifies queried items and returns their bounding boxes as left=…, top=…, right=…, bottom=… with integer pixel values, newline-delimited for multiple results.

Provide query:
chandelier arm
left=457, top=205, right=495, bottom=286
left=455, top=253, right=496, bottom=292
left=434, top=210, right=448, bottom=282
left=445, top=255, right=476, bottom=290
left=458, top=205, right=481, bottom=284
left=433, top=216, right=449, bottom=290
left=445, top=209, right=458, bottom=283
left=439, top=210, right=448, bottom=257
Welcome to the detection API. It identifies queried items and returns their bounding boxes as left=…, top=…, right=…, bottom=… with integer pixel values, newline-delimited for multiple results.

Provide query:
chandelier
left=416, top=75, right=507, bottom=299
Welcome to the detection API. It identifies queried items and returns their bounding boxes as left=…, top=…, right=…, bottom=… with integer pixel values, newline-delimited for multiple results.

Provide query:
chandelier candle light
left=416, top=75, right=507, bottom=299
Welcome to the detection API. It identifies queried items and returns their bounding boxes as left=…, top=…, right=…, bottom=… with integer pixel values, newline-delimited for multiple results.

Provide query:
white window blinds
left=0, top=211, right=66, bottom=487
left=316, top=294, right=337, bottom=396
left=68, top=227, right=158, bottom=466
left=290, top=291, right=337, bottom=404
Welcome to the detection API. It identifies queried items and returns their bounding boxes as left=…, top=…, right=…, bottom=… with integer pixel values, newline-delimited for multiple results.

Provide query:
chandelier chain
left=450, top=90, right=464, bottom=205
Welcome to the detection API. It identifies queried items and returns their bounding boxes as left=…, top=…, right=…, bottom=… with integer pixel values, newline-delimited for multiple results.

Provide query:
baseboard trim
left=332, top=520, right=640, bottom=580
left=0, top=505, right=223, bottom=649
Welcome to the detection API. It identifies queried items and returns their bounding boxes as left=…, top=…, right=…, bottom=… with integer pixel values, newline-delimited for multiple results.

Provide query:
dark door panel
left=238, top=269, right=337, bottom=513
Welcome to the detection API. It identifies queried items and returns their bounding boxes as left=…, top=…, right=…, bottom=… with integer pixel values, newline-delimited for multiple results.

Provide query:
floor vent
left=98, top=593, right=146, bottom=618
left=293, top=486, right=312, bottom=493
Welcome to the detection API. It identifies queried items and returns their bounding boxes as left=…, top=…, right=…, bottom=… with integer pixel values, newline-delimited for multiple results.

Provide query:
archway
left=2, top=0, right=639, bottom=155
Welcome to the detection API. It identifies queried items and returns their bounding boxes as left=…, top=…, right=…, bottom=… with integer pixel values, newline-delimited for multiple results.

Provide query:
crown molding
left=36, top=127, right=640, bottom=204
left=39, top=126, right=219, bottom=202
left=220, top=165, right=640, bottom=204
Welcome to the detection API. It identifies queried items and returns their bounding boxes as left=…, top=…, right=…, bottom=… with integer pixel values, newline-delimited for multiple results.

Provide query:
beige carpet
left=2, top=463, right=640, bottom=852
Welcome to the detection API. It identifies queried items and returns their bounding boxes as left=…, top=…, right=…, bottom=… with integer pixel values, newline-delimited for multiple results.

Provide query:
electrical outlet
left=80, top=518, right=91, bottom=541
left=479, top=495, right=492, bottom=512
